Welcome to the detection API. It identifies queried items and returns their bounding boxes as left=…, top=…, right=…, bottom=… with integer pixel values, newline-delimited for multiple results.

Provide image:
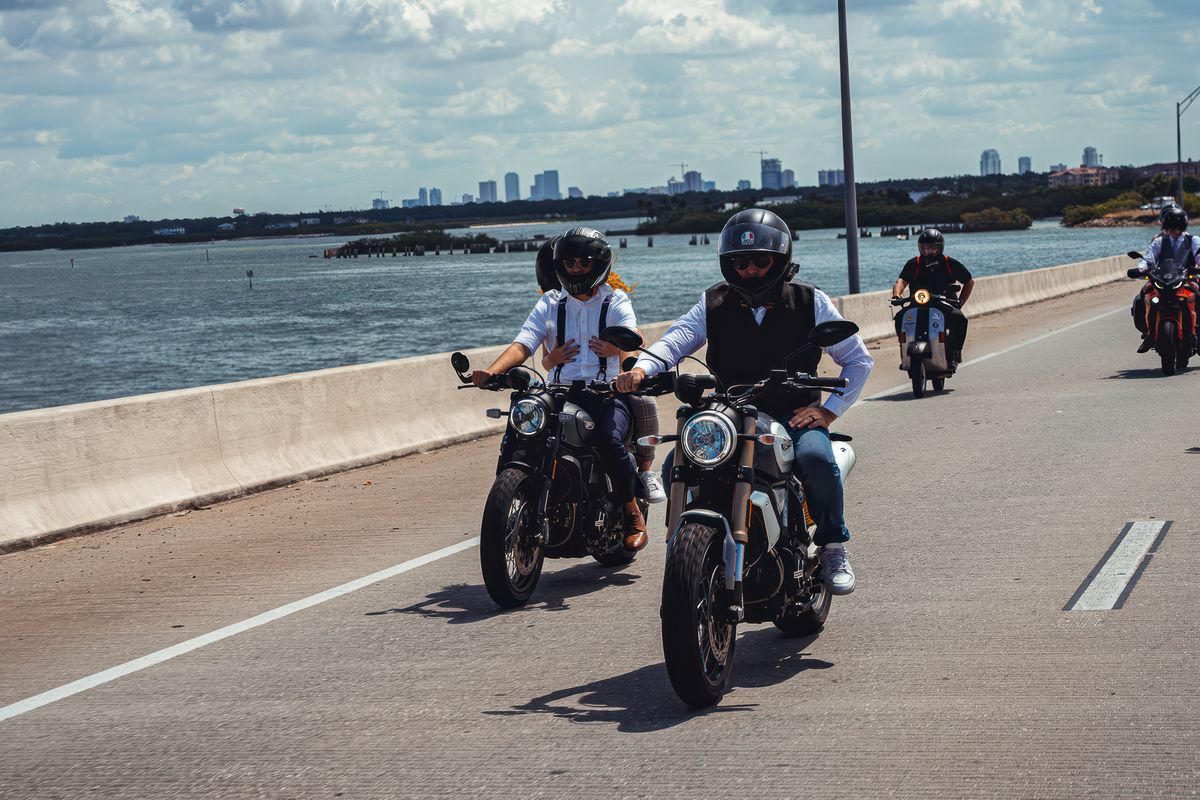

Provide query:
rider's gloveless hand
left=471, top=369, right=496, bottom=388
left=615, top=368, right=645, bottom=393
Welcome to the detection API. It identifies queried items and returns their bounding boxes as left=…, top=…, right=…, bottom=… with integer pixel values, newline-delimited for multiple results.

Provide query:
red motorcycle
left=1128, top=250, right=1197, bottom=376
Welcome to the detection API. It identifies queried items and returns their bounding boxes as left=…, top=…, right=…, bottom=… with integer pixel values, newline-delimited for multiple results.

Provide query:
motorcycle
left=644, top=319, right=860, bottom=708
left=1127, top=250, right=1197, bottom=376
left=891, top=287, right=961, bottom=397
left=451, top=327, right=675, bottom=609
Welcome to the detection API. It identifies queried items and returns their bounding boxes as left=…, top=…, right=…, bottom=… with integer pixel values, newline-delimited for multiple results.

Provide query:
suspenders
left=553, top=294, right=613, bottom=383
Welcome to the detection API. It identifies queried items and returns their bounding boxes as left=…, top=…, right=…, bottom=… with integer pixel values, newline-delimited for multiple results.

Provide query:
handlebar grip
left=805, top=377, right=849, bottom=389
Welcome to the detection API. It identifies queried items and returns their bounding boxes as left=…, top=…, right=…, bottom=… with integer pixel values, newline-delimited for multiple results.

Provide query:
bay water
left=0, top=217, right=1153, bottom=413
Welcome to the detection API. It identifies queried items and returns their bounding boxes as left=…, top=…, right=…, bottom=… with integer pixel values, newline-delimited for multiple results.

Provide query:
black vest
left=705, top=281, right=820, bottom=421
left=1158, top=233, right=1196, bottom=270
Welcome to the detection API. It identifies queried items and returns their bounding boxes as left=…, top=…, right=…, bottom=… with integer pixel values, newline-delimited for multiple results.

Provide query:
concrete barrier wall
left=0, top=255, right=1125, bottom=550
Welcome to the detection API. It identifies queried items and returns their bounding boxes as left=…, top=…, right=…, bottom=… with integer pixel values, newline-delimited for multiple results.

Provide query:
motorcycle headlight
left=681, top=412, right=738, bottom=467
left=509, top=398, right=546, bottom=436
left=914, top=289, right=931, bottom=305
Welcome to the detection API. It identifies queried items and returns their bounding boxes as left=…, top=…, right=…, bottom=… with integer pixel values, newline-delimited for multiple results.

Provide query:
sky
left=0, top=0, right=1198, bottom=226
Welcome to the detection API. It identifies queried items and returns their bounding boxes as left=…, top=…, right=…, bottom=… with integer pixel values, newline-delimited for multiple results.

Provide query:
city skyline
left=0, top=0, right=1196, bottom=226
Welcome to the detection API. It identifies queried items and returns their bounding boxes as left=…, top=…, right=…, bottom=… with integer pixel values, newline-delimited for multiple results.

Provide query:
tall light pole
left=837, top=0, right=861, bottom=294
left=1178, top=85, right=1200, bottom=203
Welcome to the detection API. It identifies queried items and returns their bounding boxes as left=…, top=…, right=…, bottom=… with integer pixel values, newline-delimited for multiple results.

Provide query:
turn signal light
left=636, top=435, right=664, bottom=446
left=756, top=434, right=782, bottom=445
left=914, top=289, right=931, bottom=305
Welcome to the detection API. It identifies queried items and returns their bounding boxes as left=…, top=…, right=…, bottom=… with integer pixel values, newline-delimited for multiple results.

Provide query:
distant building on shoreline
left=819, top=169, right=845, bottom=187
left=504, top=172, right=520, bottom=202
left=761, top=158, right=782, bottom=190
left=478, top=180, right=497, bottom=203
left=1048, top=166, right=1119, bottom=188
left=429, top=188, right=442, bottom=206
left=980, top=149, right=1001, bottom=176
left=1082, top=146, right=1101, bottom=167
left=1018, top=156, right=1032, bottom=175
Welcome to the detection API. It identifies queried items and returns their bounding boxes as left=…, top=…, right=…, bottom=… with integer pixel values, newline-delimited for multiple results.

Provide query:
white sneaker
left=638, top=471, right=667, bottom=504
left=819, top=546, right=856, bottom=595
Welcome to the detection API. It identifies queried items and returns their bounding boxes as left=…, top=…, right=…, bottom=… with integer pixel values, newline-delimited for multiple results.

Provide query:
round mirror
left=1127, top=251, right=1143, bottom=261
left=598, top=325, right=643, bottom=351
left=809, top=320, right=859, bottom=348
left=451, top=352, right=470, bottom=374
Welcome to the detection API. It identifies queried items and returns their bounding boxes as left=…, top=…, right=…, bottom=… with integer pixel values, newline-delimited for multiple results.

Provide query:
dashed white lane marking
left=0, top=537, right=481, bottom=724
left=1066, top=521, right=1169, bottom=611
left=863, top=306, right=1127, bottom=401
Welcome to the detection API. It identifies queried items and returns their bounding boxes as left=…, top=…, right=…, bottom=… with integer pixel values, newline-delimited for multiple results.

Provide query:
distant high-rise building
left=429, top=188, right=442, bottom=206
left=1018, top=157, right=1032, bottom=175
left=478, top=180, right=497, bottom=203
left=568, top=186, right=583, bottom=199
left=1049, top=163, right=1068, bottom=173
left=737, top=179, right=752, bottom=191
left=541, top=170, right=561, bottom=201
left=531, top=174, right=544, bottom=201
left=418, top=187, right=429, bottom=206
left=781, top=169, right=795, bottom=188
left=761, top=158, right=782, bottom=190
left=372, top=198, right=389, bottom=210
left=703, top=180, right=717, bottom=192
left=504, top=172, right=520, bottom=202
left=683, top=170, right=704, bottom=193
left=1082, top=146, right=1100, bottom=167
left=818, top=169, right=845, bottom=186
left=402, top=198, right=420, bottom=208
left=232, top=208, right=246, bottom=216
left=980, top=149, right=1002, bottom=176
left=667, top=177, right=685, bottom=196
left=462, top=193, right=474, bottom=204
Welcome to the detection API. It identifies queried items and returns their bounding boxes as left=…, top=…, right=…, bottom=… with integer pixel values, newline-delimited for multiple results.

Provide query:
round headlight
left=681, top=412, right=737, bottom=467
left=510, top=398, right=546, bottom=436
left=914, top=289, right=931, bottom=305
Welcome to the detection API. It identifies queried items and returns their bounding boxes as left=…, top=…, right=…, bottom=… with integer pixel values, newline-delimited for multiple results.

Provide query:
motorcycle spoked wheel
left=479, top=468, right=545, bottom=608
left=773, top=579, right=831, bottom=637
left=661, top=522, right=736, bottom=708
left=1159, top=319, right=1178, bottom=376
left=591, top=498, right=645, bottom=567
left=910, top=359, right=926, bottom=398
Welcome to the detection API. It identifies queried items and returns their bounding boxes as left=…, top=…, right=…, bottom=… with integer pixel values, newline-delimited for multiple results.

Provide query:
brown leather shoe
left=622, top=503, right=648, bottom=551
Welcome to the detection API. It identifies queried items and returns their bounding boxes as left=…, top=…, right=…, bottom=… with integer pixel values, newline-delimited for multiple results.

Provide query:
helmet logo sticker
left=740, top=231, right=755, bottom=246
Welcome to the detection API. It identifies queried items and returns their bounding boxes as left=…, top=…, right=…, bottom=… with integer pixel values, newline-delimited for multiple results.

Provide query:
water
left=0, top=218, right=1153, bottom=413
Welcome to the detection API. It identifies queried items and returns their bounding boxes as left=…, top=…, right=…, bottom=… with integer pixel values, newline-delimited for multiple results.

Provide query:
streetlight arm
left=1180, top=84, right=1200, bottom=117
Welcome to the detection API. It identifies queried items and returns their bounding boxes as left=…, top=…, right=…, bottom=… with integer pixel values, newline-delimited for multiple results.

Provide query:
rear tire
left=773, top=581, right=831, bottom=637
left=1160, top=320, right=1178, bottom=376
left=910, top=359, right=926, bottom=398
left=932, top=377, right=946, bottom=391
left=661, top=523, right=736, bottom=708
left=480, top=468, right=544, bottom=608
left=592, top=500, right=645, bottom=567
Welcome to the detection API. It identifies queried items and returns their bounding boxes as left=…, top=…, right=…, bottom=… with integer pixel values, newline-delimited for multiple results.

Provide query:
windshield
left=1150, top=258, right=1186, bottom=287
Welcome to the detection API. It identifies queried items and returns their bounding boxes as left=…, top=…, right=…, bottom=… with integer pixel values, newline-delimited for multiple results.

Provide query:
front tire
left=910, top=359, right=926, bottom=398
left=480, top=468, right=544, bottom=608
left=1159, top=320, right=1178, bottom=376
left=661, top=523, right=736, bottom=708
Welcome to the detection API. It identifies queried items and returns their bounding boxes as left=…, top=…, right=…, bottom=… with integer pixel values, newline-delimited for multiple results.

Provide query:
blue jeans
left=660, top=424, right=850, bottom=546
left=788, top=425, right=850, bottom=546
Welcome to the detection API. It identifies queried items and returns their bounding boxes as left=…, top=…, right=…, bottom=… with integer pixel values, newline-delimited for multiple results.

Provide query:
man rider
left=1131, top=205, right=1200, bottom=353
left=615, top=209, right=873, bottom=594
left=473, top=228, right=649, bottom=551
left=891, top=228, right=974, bottom=364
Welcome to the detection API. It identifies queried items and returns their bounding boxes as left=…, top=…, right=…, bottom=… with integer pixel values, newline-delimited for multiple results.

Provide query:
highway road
left=2, top=279, right=1197, bottom=799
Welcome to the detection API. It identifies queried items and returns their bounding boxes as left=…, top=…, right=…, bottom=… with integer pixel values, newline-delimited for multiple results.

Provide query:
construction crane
left=670, top=162, right=688, bottom=180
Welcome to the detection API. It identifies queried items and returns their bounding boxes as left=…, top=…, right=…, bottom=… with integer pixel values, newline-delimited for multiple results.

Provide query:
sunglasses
left=729, top=254, right=774, bottom=271
left=561, top=256, right=596, bottom=269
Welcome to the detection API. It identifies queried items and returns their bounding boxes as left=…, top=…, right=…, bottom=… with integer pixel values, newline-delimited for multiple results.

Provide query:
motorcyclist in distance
left=890, top=228, right=974, bottom=364
left=615, top=208, right=874, bottom=595
left=1131, top=205, right=1200, bottom=353
left=473, top=228, right=649, bottom=551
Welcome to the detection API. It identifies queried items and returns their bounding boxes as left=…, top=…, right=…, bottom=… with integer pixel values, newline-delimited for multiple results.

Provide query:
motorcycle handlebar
left=790, top=375, right=849, bottom=389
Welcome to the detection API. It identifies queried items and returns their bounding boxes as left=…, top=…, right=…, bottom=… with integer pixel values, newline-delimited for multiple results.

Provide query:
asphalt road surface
left=2, top=280, right=1197, bottom=799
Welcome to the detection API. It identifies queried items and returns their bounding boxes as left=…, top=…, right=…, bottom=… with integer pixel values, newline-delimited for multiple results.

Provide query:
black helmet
left=1162, top=205, right=1188, bottom=232
left=552, top=227, right=612, bottom=296
left=535, top=236, right=561, bottom=293
left=917, top=228, right=945, bottom=254
left=717, top=208, right=797, bottom=306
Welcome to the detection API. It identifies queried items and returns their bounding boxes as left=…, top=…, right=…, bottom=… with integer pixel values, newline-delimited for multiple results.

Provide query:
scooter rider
left=891, top=228, right=974, bottom=363
left=615, top=209, right=874, bottom=594
left=473, top=228, right=649, bottom=551
left=1131, top=205, right=1200, bottom=353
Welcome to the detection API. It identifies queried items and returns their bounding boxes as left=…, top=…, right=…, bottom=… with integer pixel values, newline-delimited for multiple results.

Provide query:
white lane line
left=863, top=306, right=1127, bottom=401
left=1066, top=522, right=1169, bottom=611
left=0, top=537, right=481, bottom=724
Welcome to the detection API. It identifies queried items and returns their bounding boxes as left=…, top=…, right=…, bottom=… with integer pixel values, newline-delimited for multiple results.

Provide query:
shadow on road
left=867, top=387, right=956, bottom=402
left=364, top=562, right=641, bottom=624
left=1106, top=367, right=1181, bottom=380
left=484, top=627, right=834, bottom=733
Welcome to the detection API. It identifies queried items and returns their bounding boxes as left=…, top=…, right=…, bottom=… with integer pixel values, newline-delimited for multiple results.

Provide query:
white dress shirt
left=1138, top=232, right=1200, bottom=272
left=634, top=286, right=873, bottom=418
left=513, top=285, right=637, bottom=382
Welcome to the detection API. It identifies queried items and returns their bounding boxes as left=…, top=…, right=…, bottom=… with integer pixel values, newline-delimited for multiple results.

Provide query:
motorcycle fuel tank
left=559, top=401, right=596, bottom=448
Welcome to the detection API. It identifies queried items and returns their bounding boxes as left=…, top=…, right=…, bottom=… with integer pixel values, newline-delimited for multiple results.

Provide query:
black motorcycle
left=451, top=328, right=675, bottom=609
left=891, top=287, right=961, bottom=397
left=646, top=320, right=860, bottom=707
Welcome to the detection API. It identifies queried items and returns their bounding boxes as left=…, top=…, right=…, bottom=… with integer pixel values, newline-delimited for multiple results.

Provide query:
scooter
left=891, top=287, right=961, bottom=397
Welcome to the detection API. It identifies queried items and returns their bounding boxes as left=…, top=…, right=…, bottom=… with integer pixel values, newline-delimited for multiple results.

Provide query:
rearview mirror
left=809, top=320, right=859, bottom=348
left=1127, top=251, right=1143, bottom=261
left=599, top=325, right=643, bottom=351
left=621, top=356, right=638, bottom=372
left=451, top=351, right=471, bottom=383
